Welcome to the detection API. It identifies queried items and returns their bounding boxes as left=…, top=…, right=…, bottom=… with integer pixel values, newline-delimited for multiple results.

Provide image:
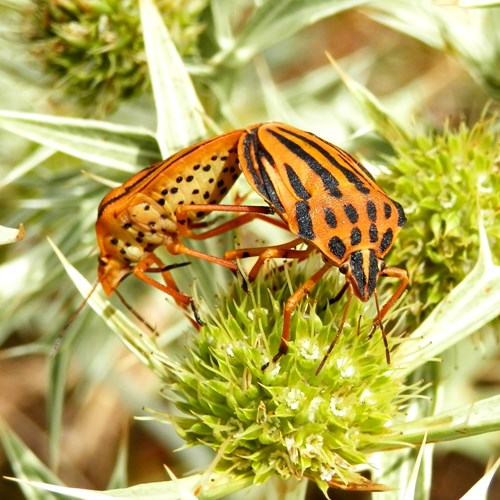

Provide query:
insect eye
left=339, top=263, right=349, bottom=275
left=98, top=257, right=107, bottom=266
left=379, top=261, right=386, bottom=272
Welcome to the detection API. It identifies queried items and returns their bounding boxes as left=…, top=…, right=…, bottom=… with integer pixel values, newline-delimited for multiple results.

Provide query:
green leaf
left=0, top=146, right=55, bottom=189
left=0, top=110, right=160, bottom=172
left=0, top=422, right=62, bottom=500
left=326, top=54, right=410, bottom=143
left=139, top=0, right=206, bottom=157
left=6, top=472, right=254, bottom=499
left=371, top=395, right=500, bottom=450
left=214, top=0, right=369, bottom=66
left=394, top=218, right=500, bottom=373
left=47, top=238, right=188, bottom=383
left=106, top=434, right=129, bottom=490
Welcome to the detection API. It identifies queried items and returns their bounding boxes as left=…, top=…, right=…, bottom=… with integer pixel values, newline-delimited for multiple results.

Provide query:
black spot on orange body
left=324, top=208, right=337, bottom=228
left=380, top=228, right=393, bottom=253
left=369, top=223, right=378, bottom=243
left=295, top=201, right=315, bottom=240
left=366, top=200, right=377, bottom=222
left=350, top=227, right=361, bottom=246
left=395, top=201, right=407, bottom=227
left=329, top=236, right=346, bottom=259
left=384, top=203, right=392, bottom=219
left=344, top=204, right=359, bottom=224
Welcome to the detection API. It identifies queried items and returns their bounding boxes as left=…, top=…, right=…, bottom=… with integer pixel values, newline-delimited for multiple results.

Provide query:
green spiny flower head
left=380, top=118, right=500, bottom=324
left=26, top=0, right=207, bottom=115
left=160, top=258, right=417, bottom=494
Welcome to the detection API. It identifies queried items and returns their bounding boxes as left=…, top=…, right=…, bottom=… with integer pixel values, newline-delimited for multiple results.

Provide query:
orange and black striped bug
left=208, top=123, right=409, bottom=372
left=96, top=130, right=242, bottom=325
left=94, top=128, right=279, bottom=327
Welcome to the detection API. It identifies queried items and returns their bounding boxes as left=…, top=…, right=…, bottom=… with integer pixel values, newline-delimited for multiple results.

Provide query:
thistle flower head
left=26, top=0, right=207, bottom=115
left=159, top=258, right=417, bottom=493
left=379, top=118, right=500, bottom=325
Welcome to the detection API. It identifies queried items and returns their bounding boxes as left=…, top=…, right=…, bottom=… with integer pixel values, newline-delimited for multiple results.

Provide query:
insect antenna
left=114, top=289, right=157, bottom=333
left=372, top=290, right=391, bottom=364
left=315, top=292, right=354, bottom=375
left=51, top=278, right=100, bottom=356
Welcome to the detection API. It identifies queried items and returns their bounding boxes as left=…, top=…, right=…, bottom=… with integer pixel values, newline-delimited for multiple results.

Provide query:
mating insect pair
left=95, top=123, right=408, bottom=371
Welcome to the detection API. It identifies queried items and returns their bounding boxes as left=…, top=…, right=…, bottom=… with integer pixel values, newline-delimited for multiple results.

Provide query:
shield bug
left=95, top=128, right=248, bottom=323
left=221, top=123, right=408, bottom=371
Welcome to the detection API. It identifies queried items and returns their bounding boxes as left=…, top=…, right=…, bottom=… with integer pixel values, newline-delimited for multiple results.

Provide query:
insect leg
left=175, top=203, right=287, bottom=239
left=164, top=234, right=238, bottom=272
left=225, top=237, right=309, bottom=281
left=368, top=266, right=408, bottom=339
left=132, top=254, right=203, bottom=327
left=264, top=262, right=333, bottom=369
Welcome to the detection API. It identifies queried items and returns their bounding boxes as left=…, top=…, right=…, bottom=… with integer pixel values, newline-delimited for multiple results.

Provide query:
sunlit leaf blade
left=401, top=434, right=429, bottom=500
left=0, top=110, right=160, bottom=172
left=395, top=218, right=500, bottom=373
left=0, top=223, right=24, bottom=245
left=366, top=2, right=500, bottom=99
left=0, top=422, right=62, bottom=500
left=370, top=395, right=500, bottom=451
left=139, top=0, right=205, bottom=157
left=0, top=146, right=55, bottom=189
left=6, top=472, right=254, bottom=499
left=106, top=434, right=129, bottom=490
left=365, top=2, right=447, bottom=50
left=215, top=0, right=369, bottom=66
left=326, top=53, right=410, bottom=143
left=47, top=338, right=74, bottom=472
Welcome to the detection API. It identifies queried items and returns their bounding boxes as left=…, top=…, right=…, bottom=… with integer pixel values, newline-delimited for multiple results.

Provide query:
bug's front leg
left=263, top=262, right=332, bottom=370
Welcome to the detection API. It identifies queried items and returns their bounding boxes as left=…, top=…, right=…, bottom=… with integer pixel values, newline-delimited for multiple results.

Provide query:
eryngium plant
left=159, top=258, right=420, bottom=494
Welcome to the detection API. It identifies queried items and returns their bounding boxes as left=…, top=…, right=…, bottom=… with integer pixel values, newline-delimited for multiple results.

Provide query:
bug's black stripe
left=336, top=147, right=376, bottom=182
left=273, top=127, right=371, bottom=195
left=350, top=251, right=367, bottom=300
left=383, top=203, right=392, bottom=219
left=367, top=250, right=378, bottom=298
left=285, top=163, right=311, bottom=200
left=366, top=200, right=377, bottom=222
left=380, top=228, right=393, bottom=253
left=324, top=207, right=337, bottom=228
left=344, top=204, right=359, bottom=224
left=394, top=200, right=407, bottom=227
left=98, top=163, right=158, bottom=217
left=328, top=236, right=346, bottom=259
left=295, top=201, right=315, bottom=240
left=266, top=129, right=342, bottom=198
left=242, top=131, right=268, bottom=200
left=351, top=227, right=362, bottom=246
left=256, top=147, right=286, bottom=213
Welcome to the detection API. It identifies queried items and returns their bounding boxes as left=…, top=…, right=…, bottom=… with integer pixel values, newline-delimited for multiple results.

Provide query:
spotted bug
left=95, top=128, right=247, bottom=322
left=221, top=123, right=408, bottom=370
